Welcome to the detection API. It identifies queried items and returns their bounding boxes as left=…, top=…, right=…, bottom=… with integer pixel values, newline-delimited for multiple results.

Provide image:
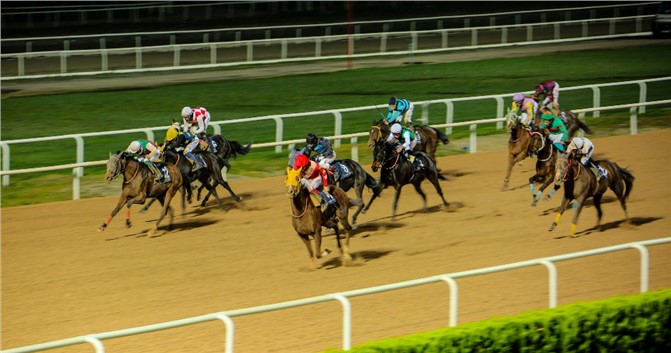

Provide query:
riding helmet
left=305, top=133, right=318, bottom=146
left=181, top=106, right=193, bottom=119
left=390, top=123, right=403, bottom=135
left=388, top=97, right=397, bottom=105
left=293, top=153, right=310, bottom=170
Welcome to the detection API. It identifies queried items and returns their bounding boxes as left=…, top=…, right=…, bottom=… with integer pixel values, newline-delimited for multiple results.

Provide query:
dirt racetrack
left=2, top=129, right=671, bottom=353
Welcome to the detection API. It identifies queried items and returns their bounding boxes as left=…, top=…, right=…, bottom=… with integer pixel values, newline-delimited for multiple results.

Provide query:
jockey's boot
left=318, top=190, right=336, bottom=212
left=145, top=161, right=162, bottom=182
left=185, top=152, right=205, bottom=172
left=331, top=166, right=341, bottom=183
left=588, top=161, right=601, bottom=179
left=207, top=137, right=216, bottom=153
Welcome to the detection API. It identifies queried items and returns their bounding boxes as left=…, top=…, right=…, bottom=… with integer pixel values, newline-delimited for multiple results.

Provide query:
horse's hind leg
left=593, top=193, right=605, bottom=231
left=569, top=196, right=589, bottom=237
left=426, top=176, right=449, bottom=208
left=333, top=227, right=352, bottom=266
left=218, top=180, right=243, bottom=202
left=139, top=198, right=156, bottom=214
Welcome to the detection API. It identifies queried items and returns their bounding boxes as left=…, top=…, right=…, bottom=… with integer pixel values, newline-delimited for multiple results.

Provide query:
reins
left=290, top=190, right=311, bottom=218
left=123, top=160, right=140, bottom=184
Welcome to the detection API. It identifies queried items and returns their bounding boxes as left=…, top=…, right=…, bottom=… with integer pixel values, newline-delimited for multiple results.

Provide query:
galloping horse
left=288, top=149, right=381, bottom=226
left=533, top=108, right=593, bottom=137
left=549, top=154, right=634, bottom=237
left=370, top=141, right=449, bottom=221
left=99, top=152, right=183, bottom=236
left=198, top=133, right=251, bottom=202
left=162, top=131, right=243, bottom=209
left=502, top=111, right=537, bottom=191
left=285, top=167, right=362, bottom=269
left=367, top=119, right=449, bottom=163
left=527, top=132, right=561, bottom=207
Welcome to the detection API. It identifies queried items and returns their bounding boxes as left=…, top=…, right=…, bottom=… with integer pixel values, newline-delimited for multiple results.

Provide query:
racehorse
left=141, top=149, right=240, bottom=211
left=502, top=111, right=537, bottom=191
left=285, top=166, right=362, bottom=269
left=98, top=151, right=183, bottom=236
left=549, top=153, right=634, bottom=237
left=370, top=141, right=449, bottom=221
left=161, top=131, right=243, bottom=209
left=367, top=119, right=449, bottom=163
left=288, top=149, right=381, bottom=226
left=198, top=133, right=251, bottom=202
left=527, top=131, right=561, bottom=207
left=534, top=108, right=593, bottom=138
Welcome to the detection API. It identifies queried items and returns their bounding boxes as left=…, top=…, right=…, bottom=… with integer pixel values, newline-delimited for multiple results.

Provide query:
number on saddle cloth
left=333, top=162, right=352, bottom=180
left=153, top=162, right=172, bottom=183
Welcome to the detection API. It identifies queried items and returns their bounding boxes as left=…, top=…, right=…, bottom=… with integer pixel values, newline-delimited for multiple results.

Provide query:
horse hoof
left=235, top=196, right=243, bottom=202
left=125, top=221, right=132, bottom=228
left=321, top=249, right=331, bottom=257
left=342, top=254, right=353, bottom=266
left=97, top=227, right=105, bottom=232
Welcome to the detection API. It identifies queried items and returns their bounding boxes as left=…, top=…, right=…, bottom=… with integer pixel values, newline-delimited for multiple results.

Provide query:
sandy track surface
left=3, top=130, right=670, bottom=353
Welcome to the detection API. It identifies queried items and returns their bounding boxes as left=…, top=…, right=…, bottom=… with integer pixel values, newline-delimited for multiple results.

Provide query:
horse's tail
left=616, top=164, right=635, bottom=202
left=230, top=140, right=252, bottom=158
left=431, top=127, right=450, bottom=145
left=364, top=171, right=382, bottom=196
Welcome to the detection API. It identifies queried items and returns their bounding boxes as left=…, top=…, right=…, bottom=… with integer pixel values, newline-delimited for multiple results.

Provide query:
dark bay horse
left=370, top=141, right=449, bottom=221
left=528, top=133, right=561, bottom=207
left=99, top=152, right=183, bottom=236
left=327, top=159, right=382, bottom=227
left=141, top=148, right=240, bottom=211
left=285, top=166, right=362, bottom=269
left=162, top=131, right=243, bottom=208
left=502, top=111, right=538, bottom=191
left=367, top=119, right=449, bottom=163
left=533, top=108, right=593, bottom=138
left=198, top=134, right=251, bottom=201
left=549, top=154, right=634, bottom=237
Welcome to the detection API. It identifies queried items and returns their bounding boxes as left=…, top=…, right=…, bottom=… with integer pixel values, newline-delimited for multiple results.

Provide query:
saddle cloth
left=155, top=164, right=172, bottom=183
left=333, top=162, right=353, bottom=179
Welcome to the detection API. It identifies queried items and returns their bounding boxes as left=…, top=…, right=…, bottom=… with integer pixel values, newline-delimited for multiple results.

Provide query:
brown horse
left=549, top=154, right=634, bottom=237
left=367, top=119, right=449, bottom=163
left=285, top=167, right=362, bottom=269
left=99, top=151, right=183, bottom=236
left=528, top=132, right=561, bottom=207
left=502, top=111, right=538, bottom=191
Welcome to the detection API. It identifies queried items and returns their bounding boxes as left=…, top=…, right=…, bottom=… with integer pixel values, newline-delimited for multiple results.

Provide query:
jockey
left=387, top=123, right=420, bottom=168
left=511, top=92, right=538, bottom=128
left=301, top=133, right=337, bottom=177
left=566, top=136, right=601, bottom=177
left=164, top=126, right=206, bottom=172
left=181, top=106, right=215, bottom=152
left=386, top=97, right=414, bottom=128
left=531, top=80, right=560, bottom=116
left=126, top=139, right=163, bottom=182
left=538, top=110, right=568, bottom=152
left=293, top=153, right=337, bottom=211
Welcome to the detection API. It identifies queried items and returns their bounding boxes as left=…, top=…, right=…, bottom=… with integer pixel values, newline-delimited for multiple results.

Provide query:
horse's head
left=367, top=119, right=389, bottom=149
left=104, top=151, right=125, bottom=183
left=285, top=166, right=303, bottom=198
left=371, top=140, right=386, bottom=172
left=505, top=110, right=520, bottom=132
left=554, top=153, right=570, bottom=184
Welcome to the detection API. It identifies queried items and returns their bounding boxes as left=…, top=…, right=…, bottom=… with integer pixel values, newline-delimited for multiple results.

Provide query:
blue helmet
left=388, top=97, right=397, bottom=105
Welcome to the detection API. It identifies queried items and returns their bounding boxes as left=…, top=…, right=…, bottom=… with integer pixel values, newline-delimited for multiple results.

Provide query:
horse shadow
left=553, top=216, right=662, bottom=239
left=320, top=249, right=396, bottom=269
left=439, top=169, right=473, bottom=181
left=103, top=218, right=220, bottom=240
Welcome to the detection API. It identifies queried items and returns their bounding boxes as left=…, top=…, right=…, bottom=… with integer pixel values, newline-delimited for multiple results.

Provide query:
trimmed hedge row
left=325, top=289, right=671, bottom=353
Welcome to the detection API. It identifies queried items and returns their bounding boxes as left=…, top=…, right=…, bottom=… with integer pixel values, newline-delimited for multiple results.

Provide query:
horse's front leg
left=139, top=198, right=156, bottom=214
left=391, top=187, right=403, bottom=221
left=549, top=195, right=572, bottom=232
left=502, top=153, right=516, bottom=191
left=98, top=196, right=128, bottom=231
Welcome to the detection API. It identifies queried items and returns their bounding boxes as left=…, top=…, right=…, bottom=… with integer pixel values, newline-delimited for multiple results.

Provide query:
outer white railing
left=0, top=15, right=654, bottom=80
left=3, top=2, right=658, bottom=49
left=2, top=99, right=670, bottom=200
left=4, top=237, right=670, bottom=353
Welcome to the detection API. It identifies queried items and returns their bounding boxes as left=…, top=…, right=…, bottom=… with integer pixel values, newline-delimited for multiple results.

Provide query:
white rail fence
left=0, top=15, right=656, bottom=80
left=2, top=77, right=671, bottom=193
left=4, top=237, right=670, bottom=353
left=2, top=99, right=670, bottom=201
left=2, top=2, right=659, bottom=52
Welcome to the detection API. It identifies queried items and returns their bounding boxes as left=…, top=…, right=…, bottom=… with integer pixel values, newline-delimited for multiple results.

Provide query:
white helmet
left=181, top=106, right=193, bottom=119
left=390, top=123, right=402, bottom=134
left=128, top=141, right=142, bottom=153
left=573, top=137, right=584, bottom=149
